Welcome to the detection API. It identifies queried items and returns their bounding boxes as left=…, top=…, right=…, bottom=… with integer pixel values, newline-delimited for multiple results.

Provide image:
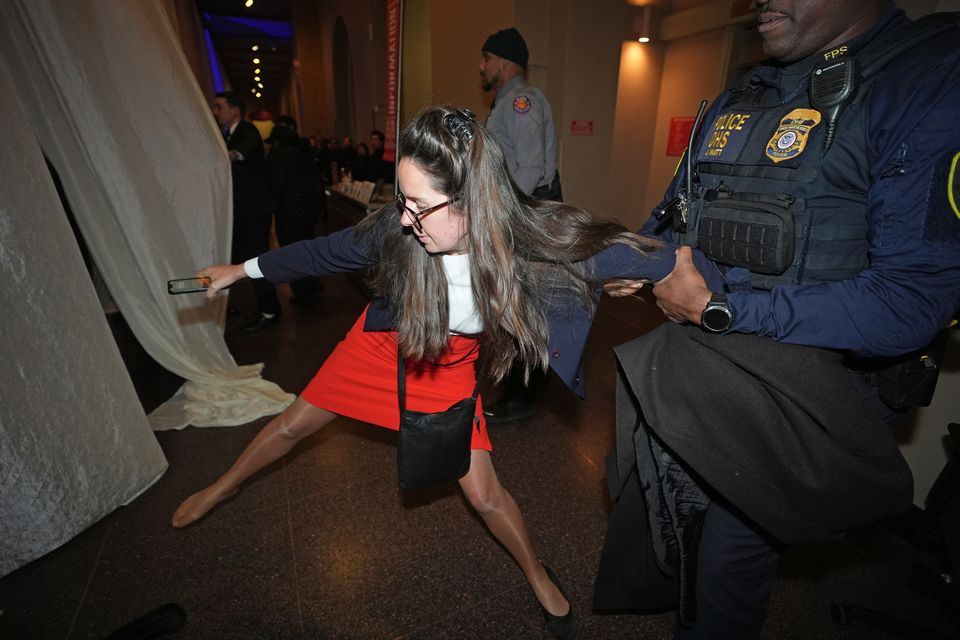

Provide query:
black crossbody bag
left=396, top=357, right=479, bottom=491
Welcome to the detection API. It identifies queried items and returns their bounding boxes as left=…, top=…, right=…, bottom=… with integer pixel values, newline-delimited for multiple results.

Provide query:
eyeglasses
left=396, top=193, right=453, bottom=233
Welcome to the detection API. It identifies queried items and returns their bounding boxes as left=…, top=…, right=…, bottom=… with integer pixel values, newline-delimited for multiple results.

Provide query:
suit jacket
left=227, top=120, right=273, bottom=219
left=256, top=217, right=725, bottom=397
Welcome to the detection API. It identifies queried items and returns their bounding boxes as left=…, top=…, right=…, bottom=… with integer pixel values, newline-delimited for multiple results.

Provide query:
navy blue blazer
left=258, top=225, right=723, bottom=397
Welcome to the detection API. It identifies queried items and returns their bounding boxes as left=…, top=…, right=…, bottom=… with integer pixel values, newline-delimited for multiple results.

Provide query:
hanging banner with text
left=384, top=0, right=401, bottom=163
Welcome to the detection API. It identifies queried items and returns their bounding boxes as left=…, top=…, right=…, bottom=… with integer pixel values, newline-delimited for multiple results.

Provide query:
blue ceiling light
left=204, top=14, right=293, bottom=39
left=202, top=26, right=226, bottom=92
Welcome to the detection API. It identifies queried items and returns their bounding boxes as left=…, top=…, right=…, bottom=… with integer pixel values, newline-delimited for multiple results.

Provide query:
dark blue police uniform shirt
left=643, top=5, right=960, bottom=358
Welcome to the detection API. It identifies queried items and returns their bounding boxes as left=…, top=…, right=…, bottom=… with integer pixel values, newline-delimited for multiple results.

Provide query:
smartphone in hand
left=167, top=277, right=212, bottom=294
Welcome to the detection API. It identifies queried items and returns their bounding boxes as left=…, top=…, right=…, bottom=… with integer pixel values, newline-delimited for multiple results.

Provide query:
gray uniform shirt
left=485, top=75, right=558, bottom=195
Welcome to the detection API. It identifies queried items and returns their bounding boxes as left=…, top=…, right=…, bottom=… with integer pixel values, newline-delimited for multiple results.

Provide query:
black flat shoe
left=482, top=397, right=538, bottom=424
left=240, top=312, right=280, bottom=333
left=539, top=564, right=576, bottom=640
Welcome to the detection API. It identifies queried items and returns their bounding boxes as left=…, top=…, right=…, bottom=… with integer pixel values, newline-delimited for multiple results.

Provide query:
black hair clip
left=455, top=108, right=476, bottom=122
left=444, top=108, right=476, bottom=142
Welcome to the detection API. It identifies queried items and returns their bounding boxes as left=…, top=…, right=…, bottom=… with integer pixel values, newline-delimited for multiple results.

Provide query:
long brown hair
left=357, top=105, right=659, bottom=382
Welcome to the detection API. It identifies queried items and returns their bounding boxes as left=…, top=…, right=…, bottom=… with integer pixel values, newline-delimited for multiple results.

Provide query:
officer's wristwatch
left=701, top=293, right=733, bottom=333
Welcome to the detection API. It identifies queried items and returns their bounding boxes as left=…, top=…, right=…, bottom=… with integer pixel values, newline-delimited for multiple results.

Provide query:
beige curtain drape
left=0, top=0, right=297, bottom=575
left=0, top=49, right=168, bottom=577
left=0, top=0, right=295, bottom=432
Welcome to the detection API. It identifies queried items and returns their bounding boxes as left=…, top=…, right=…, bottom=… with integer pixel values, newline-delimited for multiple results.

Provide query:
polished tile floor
left=2, top=220, right=957, bottom=639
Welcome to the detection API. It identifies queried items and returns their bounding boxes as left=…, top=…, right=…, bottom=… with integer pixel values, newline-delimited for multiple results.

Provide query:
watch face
left=703, top=305, right=732, bottom=332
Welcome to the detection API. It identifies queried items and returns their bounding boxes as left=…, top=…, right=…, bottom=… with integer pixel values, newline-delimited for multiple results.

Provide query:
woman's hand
left=198, top=263, right=246, bottom=300
left=603, top=279, right=648, bottom=298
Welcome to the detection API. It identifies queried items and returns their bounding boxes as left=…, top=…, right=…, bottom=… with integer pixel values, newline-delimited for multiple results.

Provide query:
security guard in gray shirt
left=480, top=27, right=562, bottom=201
left=480, top=27, right=560, bottom=423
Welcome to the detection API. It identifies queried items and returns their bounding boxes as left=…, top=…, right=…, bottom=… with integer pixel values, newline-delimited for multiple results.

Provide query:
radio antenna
left=686, top=100, right=708, bottom=197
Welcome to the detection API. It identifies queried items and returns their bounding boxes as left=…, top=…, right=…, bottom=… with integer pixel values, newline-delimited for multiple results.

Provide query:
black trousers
left=232, top=211, right=280, bottom=316
left=532, top=173, right=563, bottom=202
left=675, top=371, right=905, bottom=640
left=276, top=192, right=322, bottom=300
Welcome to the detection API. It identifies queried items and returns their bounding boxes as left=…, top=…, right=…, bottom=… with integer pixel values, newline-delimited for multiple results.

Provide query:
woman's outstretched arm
left=257, top=225, right=381, bottom=283
left=195, top=225, right=381, bottom=293
left=588, top=241, right=725, bottom=292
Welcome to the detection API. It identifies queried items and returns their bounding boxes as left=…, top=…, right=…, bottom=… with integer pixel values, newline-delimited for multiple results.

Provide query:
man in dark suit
left=212, top=91, right=280, bottom=331
left=368, top=129, right=394, bottom=183
left=265, top=116, right=324, bottom=304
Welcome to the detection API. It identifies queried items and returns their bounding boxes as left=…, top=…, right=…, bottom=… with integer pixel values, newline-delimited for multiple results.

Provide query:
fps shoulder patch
left=924, top=150, right=960, bottom=243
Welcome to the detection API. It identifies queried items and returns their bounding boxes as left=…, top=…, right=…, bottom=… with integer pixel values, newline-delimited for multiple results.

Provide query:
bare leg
left=458, top=450, right=570, bottom=616
left=172, top=397, right=337, bottom=527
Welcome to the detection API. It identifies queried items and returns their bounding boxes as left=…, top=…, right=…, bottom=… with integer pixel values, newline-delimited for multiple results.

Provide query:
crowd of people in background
left=241, top=102, right=395, bottom=203
left=308, top=128, right=394, bottom=185
left=213, top=90, right=396, bottom=330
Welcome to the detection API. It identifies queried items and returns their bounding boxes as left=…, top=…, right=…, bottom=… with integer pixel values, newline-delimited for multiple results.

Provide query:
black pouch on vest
left=396, top=357, right=478, bottom=491
left=697, top=188, right=796, bottom=275
left=874, top=326, right=953, bottom=409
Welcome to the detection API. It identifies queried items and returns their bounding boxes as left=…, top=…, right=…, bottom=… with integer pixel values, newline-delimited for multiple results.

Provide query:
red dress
left=301, top=306, right=492, bottom=451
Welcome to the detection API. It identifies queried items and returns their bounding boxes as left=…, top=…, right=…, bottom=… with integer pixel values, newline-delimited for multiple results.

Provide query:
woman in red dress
left=172, top=106, right=704, bottom=639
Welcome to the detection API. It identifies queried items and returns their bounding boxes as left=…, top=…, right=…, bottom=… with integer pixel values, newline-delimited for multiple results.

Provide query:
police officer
left=480, top=27, right=561, bottom=423
left=480, top=27, right=561, bottom=201
left=599, top=1, right=960, bottom=638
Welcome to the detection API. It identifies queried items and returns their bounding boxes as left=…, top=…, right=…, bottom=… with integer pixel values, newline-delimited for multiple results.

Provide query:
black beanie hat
left=482, top=27, right=529, bottom=68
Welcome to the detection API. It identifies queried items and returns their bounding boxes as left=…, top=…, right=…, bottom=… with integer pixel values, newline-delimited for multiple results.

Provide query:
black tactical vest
left=675, top=69, right=871, bottom=290
left=674, top=12, right=959, bottom=291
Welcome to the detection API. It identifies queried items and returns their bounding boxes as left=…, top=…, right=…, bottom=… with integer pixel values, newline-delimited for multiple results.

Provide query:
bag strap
left=397, top=354, right=480, bottom=417
left=398, top=356, right=407, bottom=416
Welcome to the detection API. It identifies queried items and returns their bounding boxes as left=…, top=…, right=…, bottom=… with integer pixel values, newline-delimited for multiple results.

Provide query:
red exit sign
left=570, top=120, right=594, bottom=136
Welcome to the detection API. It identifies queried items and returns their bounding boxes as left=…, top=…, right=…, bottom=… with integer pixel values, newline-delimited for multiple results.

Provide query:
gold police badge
left=765, top=108, right=822, bottom=163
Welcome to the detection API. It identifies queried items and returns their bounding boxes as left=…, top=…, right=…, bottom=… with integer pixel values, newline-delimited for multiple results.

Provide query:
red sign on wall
left=384, top=0, right=400, bottom=162
left=666, top=116, right=695, bottom=156
left=570, top=120, right=594, bottom=136
left=570, top=120, right=593, bottom=136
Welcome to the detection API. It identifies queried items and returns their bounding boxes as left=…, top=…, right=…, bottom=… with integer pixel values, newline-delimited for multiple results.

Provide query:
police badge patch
left=513, top=95, right=532, bottom=113
left=765, top=108, right=822, bottom=163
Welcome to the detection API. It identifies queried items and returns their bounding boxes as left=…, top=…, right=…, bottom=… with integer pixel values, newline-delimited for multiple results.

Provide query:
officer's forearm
left=728, top=270, right=959, bottom=357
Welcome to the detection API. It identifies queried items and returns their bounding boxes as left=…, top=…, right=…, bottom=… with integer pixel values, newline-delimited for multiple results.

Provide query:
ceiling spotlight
left=632, top=6, right=654, bottom=44
left=252, top=57, right=260, bottom=64
left=254, top=68, right=261, bottom=74
left=250, top=88, right=256, bottom=94
left=254, top=75, right=260, bottom=81
left=251, top=45, right=259, bottom=52
left=245, top=0, right=254, bottom=8
left=257, top=82, right=264, bottom=88
left=255, top=92, right=261, bottom=97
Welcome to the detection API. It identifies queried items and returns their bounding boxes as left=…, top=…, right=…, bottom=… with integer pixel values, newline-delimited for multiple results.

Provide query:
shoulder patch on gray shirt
left=513, top=95, right=533, bottom=113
